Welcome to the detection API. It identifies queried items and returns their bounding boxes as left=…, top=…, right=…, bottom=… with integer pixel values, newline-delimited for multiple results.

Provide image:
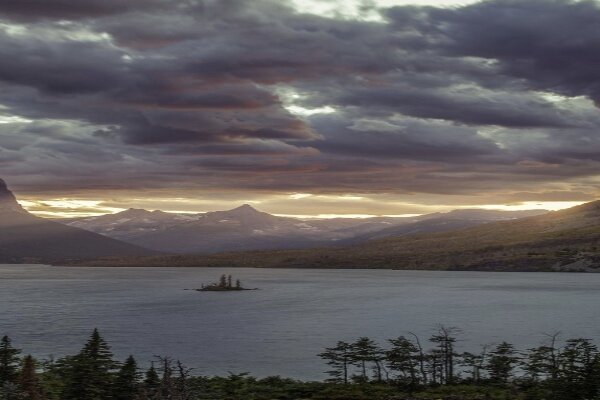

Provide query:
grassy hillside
left=69, top=201, right=600, bottom=271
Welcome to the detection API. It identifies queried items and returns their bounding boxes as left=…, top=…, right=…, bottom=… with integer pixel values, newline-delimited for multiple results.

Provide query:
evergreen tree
left=0, top=336, right=21, bottom=386
left=18, top=355, right=44, bottom=400
left=486, top=342, right=519, bottom=384
left=219, top=275, right=227, bottom=288
left=425, top=350, right=443, bottom=385
left=523, top=333, right=562, bottom=398
left=524, top=345, right=557, bottom=382
left=143, top=363, right=161, bottom=399
left=175, top=360, right=194, bottom=400
left=38, top=358, right=64, bottom=400
left=157, top=356, right=174, bottom=399
left=428, top=326, right=459, bottom=384
left=62, top=328, right=118, bottom=400
left=113, top=355, right=140, bottom=400
left=350, top=337, right=385, bottom=382
left=555, top=338, right=600, bottom=400
left=318, top=341, right=352, bottom=384
left=0, top=382, right=19, bottom=400
left=460, top=347, right=487, bottom=383
left=386, top=336, right=420, bottom=387
left=407, top=332, right=429, bottom=385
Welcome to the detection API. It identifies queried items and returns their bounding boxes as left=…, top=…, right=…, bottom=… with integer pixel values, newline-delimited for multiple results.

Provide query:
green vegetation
left=69, top=200, right=600, bottom=271
left=2, top=327, right=600, bottom=399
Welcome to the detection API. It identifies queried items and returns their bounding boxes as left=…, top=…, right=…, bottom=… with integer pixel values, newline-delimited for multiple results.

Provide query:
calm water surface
left=1, top=264, right=600, bottom=380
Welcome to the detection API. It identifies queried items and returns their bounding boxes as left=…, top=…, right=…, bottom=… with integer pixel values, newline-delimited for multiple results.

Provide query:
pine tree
left=18, top=355, right=44, bottom=400
left=157, top=356, right=174, bottom=399
left=555, top=338, right=600, bottom=400
left=0, top=336, right=21, bottom=385
left=62, top=328, right=118, bottom=400
left=38, top=358, right=63, bottom=400
left=387, top=336, right=420, bottom=387
left=428, top=326, right=459, bottom=384
left=143, top=363, right=161, bottom=399
left=318, top=341, right=352, bottom=384
left=0, top=382, right=19, bottom=400
left=460, top=347, right=487, bottom=383
left=350, top=337, right=385, bottom=382
left=524, top=345, right=557, bottom=382
left=486, top=342, right=519, bottom=384
left=523, top=333, right=562, bottom=398
left=113, top=355, right=140, bottom=400
left=175, top=360, right=194, bottom=400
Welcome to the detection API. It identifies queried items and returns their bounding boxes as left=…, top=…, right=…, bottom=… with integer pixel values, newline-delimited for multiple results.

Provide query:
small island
left=196, top=274, right=257, bottom=291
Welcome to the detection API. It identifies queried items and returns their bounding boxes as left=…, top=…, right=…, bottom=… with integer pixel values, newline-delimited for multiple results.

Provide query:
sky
left=0, top=0, right=599, bottom=218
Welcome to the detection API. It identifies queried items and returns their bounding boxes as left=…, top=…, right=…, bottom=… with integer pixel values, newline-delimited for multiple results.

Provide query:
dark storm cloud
left=0, top=0, right=599, bottom=204
left=385, top=0, right=600, bottom=102
left=97, top=110, right=316, bottom=145
left=119, top=84, right=280, bottom=110
left=333, top=83, right=573, bottom=128
left=308, top=113, right=501, bottom=161
left=0, top=29, right=128, bottom=94
left=0, top=0, right=171, bottom=21
left=0, top=39, right=316, bottom=145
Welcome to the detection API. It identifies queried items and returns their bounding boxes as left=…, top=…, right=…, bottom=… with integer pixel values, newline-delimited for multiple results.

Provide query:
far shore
left=0, top=262, right=596, bottom=273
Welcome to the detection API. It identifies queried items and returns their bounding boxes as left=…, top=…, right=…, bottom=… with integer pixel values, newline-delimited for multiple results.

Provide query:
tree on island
left=202, top=274, right=246, bottom=291
left=219, top=274, right=228, bottom=288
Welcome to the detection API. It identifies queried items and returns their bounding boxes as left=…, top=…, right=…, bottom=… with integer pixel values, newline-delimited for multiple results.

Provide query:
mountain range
left=78, top=200, right=600, bottom=272
left=64, top=203, right=545, bottom=254
left=0, top=179, right=158, bottom=263
left=2, top=177, right=598, bottom=271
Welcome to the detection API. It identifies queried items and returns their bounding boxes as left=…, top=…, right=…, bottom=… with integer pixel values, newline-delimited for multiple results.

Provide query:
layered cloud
left=0, top=0, right=599, bottom=216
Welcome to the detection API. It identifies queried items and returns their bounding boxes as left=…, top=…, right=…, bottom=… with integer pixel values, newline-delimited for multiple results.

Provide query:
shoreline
left=0, top=263, right=596, bottom=273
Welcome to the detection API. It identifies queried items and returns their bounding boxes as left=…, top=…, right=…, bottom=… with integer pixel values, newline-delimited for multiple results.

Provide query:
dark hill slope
left=75, top=201, right=600, bottom=271
left=0, top=179, right=159, bottom=263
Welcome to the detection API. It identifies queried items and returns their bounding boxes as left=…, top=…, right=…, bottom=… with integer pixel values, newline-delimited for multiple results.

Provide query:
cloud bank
left=0, top=0, right=599, bottom=215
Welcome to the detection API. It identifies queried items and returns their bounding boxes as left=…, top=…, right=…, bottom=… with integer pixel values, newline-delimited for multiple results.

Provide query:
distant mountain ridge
left=65, top=203, right=546, bottom=254
left=6, top=176, right=581, bottom=271
left=342, top=208, right=547, bottom=244
left=0, top=179, right=158, bottom=263
left=75, top=200, right=600, bottom=272
left=68, top=204, right=370, bottom=253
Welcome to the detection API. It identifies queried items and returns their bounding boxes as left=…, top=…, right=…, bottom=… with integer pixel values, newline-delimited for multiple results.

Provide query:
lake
left=1, top=264, right=600, bottom=380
